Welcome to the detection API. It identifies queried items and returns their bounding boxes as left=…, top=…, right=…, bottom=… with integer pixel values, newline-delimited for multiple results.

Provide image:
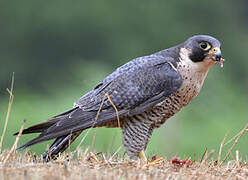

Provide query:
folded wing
left=17, top=55, right=183, bottom=149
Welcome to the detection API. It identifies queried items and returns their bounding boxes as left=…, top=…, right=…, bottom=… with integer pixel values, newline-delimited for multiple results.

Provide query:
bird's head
left=181, top=35, right=224, bottom=69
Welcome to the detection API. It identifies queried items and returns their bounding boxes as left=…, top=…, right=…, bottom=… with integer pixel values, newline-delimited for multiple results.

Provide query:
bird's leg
left=122, top=118, right=163, bottom=165
left=122, top=117, right=152, bottom=163
left=122, top=115, right=155, bottom=163
left=138, top=150, right=147, bottom=162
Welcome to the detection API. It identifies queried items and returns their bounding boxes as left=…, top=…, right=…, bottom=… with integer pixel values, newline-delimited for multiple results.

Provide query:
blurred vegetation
left=0, top=0, right=247, bottom=159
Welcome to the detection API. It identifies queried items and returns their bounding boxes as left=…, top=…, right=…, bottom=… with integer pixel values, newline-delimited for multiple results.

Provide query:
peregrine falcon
left=15, top=35, right=224, bottom=161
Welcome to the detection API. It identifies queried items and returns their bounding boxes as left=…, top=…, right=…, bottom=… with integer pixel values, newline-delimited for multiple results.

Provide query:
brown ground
left=0, top=150, right=247, bottom=180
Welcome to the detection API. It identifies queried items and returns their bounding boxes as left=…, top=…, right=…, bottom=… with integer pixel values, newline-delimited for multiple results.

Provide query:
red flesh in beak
left=218, top=58, right=225, bottom=68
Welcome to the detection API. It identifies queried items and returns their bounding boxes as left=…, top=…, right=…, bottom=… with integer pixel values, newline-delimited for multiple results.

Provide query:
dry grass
left=0, top=150, right=248, bottom=180
left=1, top=74, right=248, bottom=180
left=0, top=73, right=15, bottom=152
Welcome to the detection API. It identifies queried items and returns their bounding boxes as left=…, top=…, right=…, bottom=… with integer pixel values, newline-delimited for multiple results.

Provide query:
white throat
left=176, top=48, right=216, bottom=99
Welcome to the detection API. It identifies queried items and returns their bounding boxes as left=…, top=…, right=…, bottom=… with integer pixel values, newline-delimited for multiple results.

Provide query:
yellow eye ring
left=199, top=42, right=211, bottom=51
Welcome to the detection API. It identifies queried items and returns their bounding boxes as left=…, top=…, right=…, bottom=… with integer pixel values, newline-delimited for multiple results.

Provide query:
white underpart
left=176, top=47, right=216, bottom=102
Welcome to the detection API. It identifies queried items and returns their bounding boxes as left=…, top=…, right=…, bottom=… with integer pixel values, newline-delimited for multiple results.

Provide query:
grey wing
left=19, top=55, right=182, bottom=148
left=75, top=55, right=182, bottom=112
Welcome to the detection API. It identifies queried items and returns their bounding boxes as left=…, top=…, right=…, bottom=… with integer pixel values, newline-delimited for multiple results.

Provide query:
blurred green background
left=0, top=0, right=247, bottom=160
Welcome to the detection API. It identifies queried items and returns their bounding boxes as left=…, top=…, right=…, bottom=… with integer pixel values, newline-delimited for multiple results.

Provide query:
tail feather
left=16, top=107, right=97, bottom=154
left=13, top=107, right=78, bottom=136
left=13, top=118, right=58, bottom=135
left=15, top=106, right=119, bottom=161
left=43, top=130, right=82, bottom=161
left=17, top=135, right=45, bottom=150
left=15, top=108, right=81, bottom=150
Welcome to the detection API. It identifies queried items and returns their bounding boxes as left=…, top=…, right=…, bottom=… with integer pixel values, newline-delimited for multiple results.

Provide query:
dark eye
left=199, top=42, right=211, bottom=50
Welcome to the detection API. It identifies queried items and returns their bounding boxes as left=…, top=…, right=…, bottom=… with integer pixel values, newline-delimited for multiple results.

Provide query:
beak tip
left=214, top=51, right=222, bottom=57
left=213, top=50, right=222, bottom=61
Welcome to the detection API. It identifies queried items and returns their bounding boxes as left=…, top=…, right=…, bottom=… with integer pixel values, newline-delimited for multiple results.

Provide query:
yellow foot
left=138, top=151, right=164, bottom=166
left=147, top=157, right=163, bottom=166
left=138, top=150, right=147, bottom=162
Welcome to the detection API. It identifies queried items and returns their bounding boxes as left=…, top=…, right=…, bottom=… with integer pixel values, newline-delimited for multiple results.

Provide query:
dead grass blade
left=89, top=127, right=98, bottom=153
left=220, top=123, right=248, bottom=166
left=224, top=132, right=239, bottom=146
left=192, top=152, right=196, bottom=162
left=0, top=73, right=15, bottom=152
left=105, top=93, right=123, bottom=155
left=218, top=134, right=227, bottom=164
left=3, top=120, right=26, bottom=164
left=201, top=149, right=215, bottom=165
left=200, top=148, right=208, bottom=163
left=89, top=93, right=121, bottom=154
left=76, top=93, right=121, bottom=155
left=76, top=93, right=106, bottom=151
left=236, top=150, right=240, bottom=167
left=109, top=146, right=122, bottom=162
left=105, top=93, right=120, bottom=128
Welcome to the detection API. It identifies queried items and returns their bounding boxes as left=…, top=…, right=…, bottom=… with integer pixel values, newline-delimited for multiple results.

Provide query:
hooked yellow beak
left=209, top=47, right=222, bottom=61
